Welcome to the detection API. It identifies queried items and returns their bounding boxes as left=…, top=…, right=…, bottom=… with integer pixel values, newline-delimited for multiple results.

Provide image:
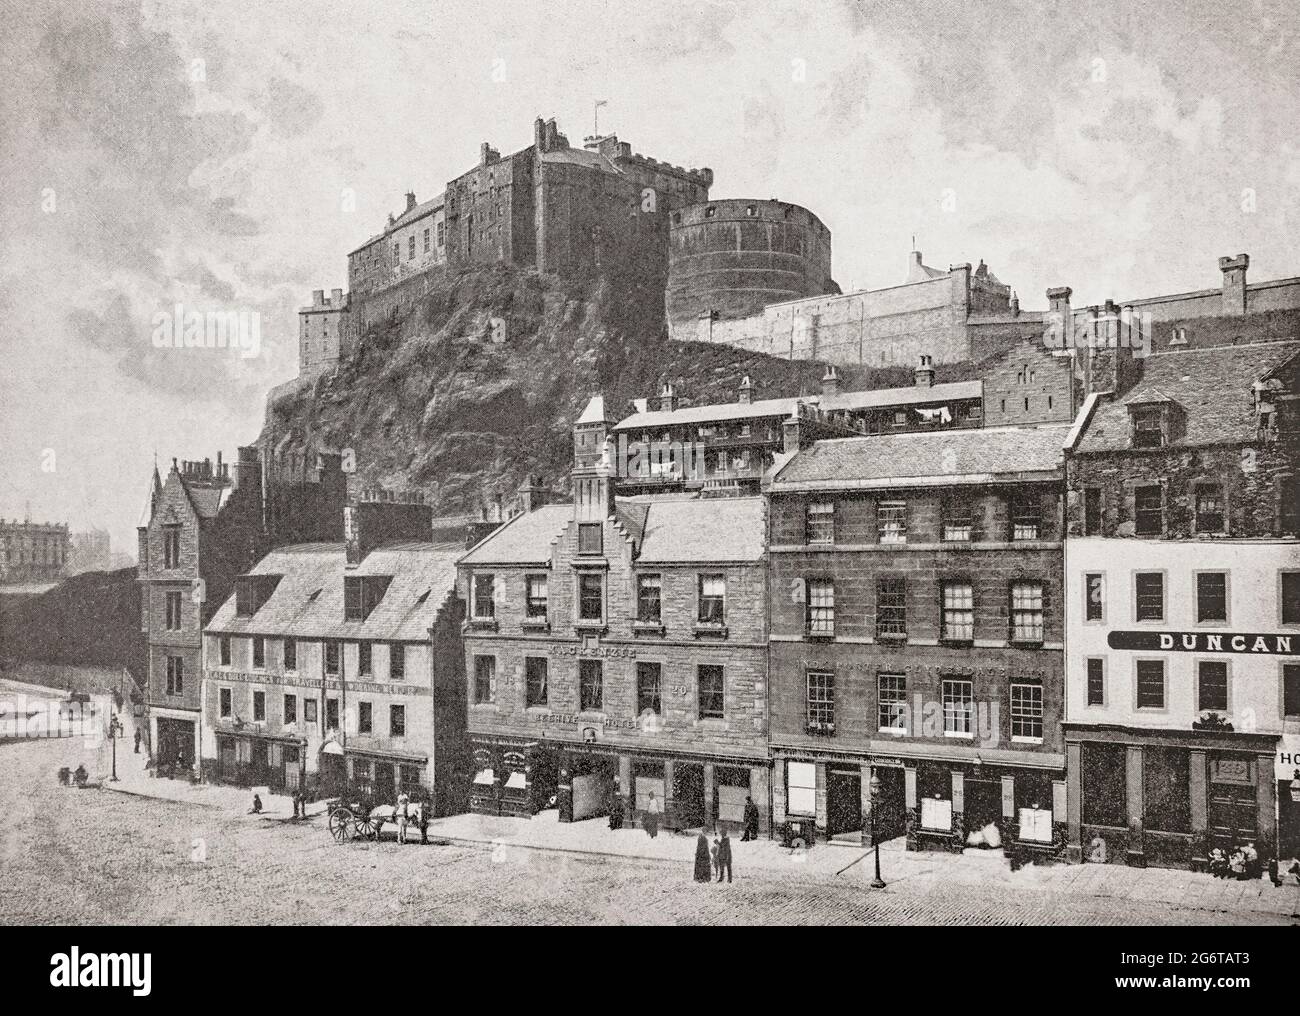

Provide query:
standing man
left=644, top=790, right=661, bottom=839
left=742, top=795, right=760, bottom=842
left=396, top=790, right=411, bottom=845
left=716, top=828, right=733, bottom=883
left=133, top=728, right=142, bottom=754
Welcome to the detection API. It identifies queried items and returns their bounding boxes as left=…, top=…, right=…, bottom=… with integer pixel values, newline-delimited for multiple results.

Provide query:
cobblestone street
left=2, top=736, right=1296, bottom=926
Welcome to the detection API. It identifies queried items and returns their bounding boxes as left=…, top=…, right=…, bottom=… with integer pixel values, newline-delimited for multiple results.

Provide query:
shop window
left=942, top=678, right=973, bottom=736
left=1143, top=746, right=1191, bottom=833
left=1010, top=683, right=1043, bottom=741
left=876, top=577, right=907, bottom=638
left=1135, top=572, right=1164, bottom=621
left=390, top=643, right=405, bottom=680
left=1010, top=582, right=1044, bottom=642
left=806, top=579, right=835, bottom=637
left=698, top=575, right=725, bottom=625
left=1197, top=660, right=1229, bottom=712
left=1086, top=658, right=1105, bottom=706
left=636, top=574, right=661, bottom=623
left=698, top=665, right=724, bottom=719
left=219, top=687, right=231, bottom=718
left=1082, top=743, right=1126, bottom=827
left=805, top=502, right=835, bottom=544
left=805, top=670, right=835, bottom=735
left=941, top=582, right=974, bottom=641
left=252, top=691, right=265, bottom=722
left=878, top=673, right=906, bottom=732
left=576, top=573, right=603, bottom=623
left=525, top=574, right=549, bottom=619
left=474, top=656, right=495, bottom=704
left=358, top=701, right=372, bottom=734
left=1015, top=772, right=1054, bottom=843
left=579, top=660, right=603, bottom=712
left=942, top=501, right=972, bottom=542
left=525, top=657, right=548, bottom=707
left=1194, top=484, right=1224, bottom=533
left=1085, top=573, right=1104, bottom=622
left=877, top=500, right=907, bottom=543
left=919, top=768, right=952, bottom=830
left=1195, top=572, right=1228, bottom=624
left=786, top=761, right=816, bottom=817
left=1134, top=485, right=1164, bottom=536
left=358, top=641, right=372, bottom=676
left=390, top=705, right=405, bottom=737
left=1136, top=660, right=1166, bottom=709
left=283, top=638, right=296, bottom=671
left=636, top=662, right=661, bottom=716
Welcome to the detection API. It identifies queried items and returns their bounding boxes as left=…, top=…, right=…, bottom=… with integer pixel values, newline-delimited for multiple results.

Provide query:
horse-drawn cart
left=326, top=787, right=429, bottom=843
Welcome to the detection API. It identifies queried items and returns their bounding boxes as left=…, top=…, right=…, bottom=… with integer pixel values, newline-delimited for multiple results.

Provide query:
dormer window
left=235, top=574, right=282, bottom=617
left=1130, top=406, right=1166, bottom=448
left=344, top=575, right=392, bottom=622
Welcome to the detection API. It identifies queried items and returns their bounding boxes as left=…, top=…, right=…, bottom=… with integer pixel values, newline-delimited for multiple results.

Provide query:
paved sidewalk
left=425, top=810, right=1300, bottom=920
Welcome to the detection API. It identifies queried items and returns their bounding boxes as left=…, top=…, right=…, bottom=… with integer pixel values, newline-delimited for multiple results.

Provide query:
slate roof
left=612, top=396, right=805, bottom=432
left=819, top=379, right=982, bottom=412
left=772, top=424, right=1073, bottom=490
left=457, top=497, right=764, bottom=565
left=1075, top=341, right=1300, bottom=453
left=184, top=483, right=230, bottom=519
left=207, top=541, right=462, bottom=642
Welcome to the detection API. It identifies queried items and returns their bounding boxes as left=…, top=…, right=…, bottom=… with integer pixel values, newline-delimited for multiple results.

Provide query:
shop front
left=212, top=726, right=306, bottom=792
left=152, top=710, right=199, bottom=778
left=1278, top=736, right=1300, bottom=864
left=345, top=746, right=428, bottom=806
left=1065, top=724, right=1280, bottom=870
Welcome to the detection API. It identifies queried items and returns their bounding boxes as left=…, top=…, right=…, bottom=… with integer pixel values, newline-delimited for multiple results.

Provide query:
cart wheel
left=356, top=815, right=378, bottom=841
left=328, top=808, right=352, bottom=842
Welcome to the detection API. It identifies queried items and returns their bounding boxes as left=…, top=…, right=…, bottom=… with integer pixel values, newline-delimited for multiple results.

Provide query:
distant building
left=66, top=528, right=112, bottom=575
left=0, top=518, right=70, bottom=584
left=297, top=288, right=350, bottom=377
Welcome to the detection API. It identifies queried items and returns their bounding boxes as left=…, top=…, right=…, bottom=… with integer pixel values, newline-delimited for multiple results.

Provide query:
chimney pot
left=915, top=354, right=935, bottom=388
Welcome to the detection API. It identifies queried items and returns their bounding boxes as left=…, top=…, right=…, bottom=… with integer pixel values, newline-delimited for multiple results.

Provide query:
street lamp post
left=109, top=714, right=122, bottom=782
left=868, top=771, right=885, bottom=889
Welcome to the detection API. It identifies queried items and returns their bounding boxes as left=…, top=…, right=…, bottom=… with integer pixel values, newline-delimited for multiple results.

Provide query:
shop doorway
left=964, top=779, right=1003, bottom=845
left=318, top=748, right=345, bottom=799
left=1208, top=760, right=1257, bottom=855
left=155, top=717, right=195, bottom=777
left=827, top=769, right=862, bottom=837
left=374, top=761, right=396, bottom=804
left=673, top=762, right=705, bottom=829
left=250, top=739, right=270, bottom=786
left=871, top=767, right=907, bottom=842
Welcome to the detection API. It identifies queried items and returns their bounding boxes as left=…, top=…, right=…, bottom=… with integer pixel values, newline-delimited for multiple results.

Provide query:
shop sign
left=533, top=712, right=639, bottom=730
left=551, top=643, right=637, bottom=659
left=1277, top=735, right=1300, bottom=782
left=1108, top=631, right=1295, bottom=654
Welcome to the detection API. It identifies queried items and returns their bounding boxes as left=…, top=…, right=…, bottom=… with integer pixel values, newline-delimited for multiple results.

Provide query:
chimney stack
left=821, top=365, right=840, bottom=398
left=659, top=382, right=678, bottom=413
left=737, top=375, right=754, bottom=405
left=312, top=289, right=325, bottom=306
left=915, top=354, right=935, bottom=389
left=1219, top=253, right=1249, bottom=316
left=405, top=191, right=416, bottom=212
left=331, top=288, right=343, bottom=304
left=345, top=488, right=432, bottom=566
left=516, top=475, right=548, bottom=513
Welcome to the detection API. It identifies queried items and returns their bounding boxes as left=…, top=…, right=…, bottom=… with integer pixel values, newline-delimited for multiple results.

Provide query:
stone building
left=297, top=288, right=349, bottom=377
left=0, top=518, right=70, bottom=584
left=458, top=396, right=771, bottom=834
left=199, top=492, right=468, bottom=812
left=1063, top=336, right=1300, bottom=871
left=136, top=452, right=265, bottom=773
left=764, top=423, right=1073, bottom=857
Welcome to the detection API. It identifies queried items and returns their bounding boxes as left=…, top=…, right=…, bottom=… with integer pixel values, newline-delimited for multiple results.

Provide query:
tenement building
left=764, top=423, right=1073, bottom=858
left=137, top=452, right=264, bottom=775
left=1063, top=338, right=1300, bottom=870
left=200, top=492, right=468, bottom=812
left=458, top=396, right=771, bottom=834
left=0, top=517, right=70, bottom=584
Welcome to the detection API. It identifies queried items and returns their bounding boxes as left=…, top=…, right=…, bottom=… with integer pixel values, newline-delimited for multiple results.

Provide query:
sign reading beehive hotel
left=1108, top=631, right=1296, bottom=654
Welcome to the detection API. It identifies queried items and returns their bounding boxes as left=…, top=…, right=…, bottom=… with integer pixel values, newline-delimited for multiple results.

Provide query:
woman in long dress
left=694, top=832, right=712, bottom=882
left=644, top=790, right=660, bottom=838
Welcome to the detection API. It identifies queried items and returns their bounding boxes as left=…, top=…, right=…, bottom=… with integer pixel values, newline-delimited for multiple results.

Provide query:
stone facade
left=0, top=518, right=70, bottom=584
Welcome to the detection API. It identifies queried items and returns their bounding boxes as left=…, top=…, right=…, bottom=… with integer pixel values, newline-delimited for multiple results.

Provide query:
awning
left=473, top=769, right=495, bottom=786
left=346, top=745, right=429, bottom=764
left=504, top=771, right=527, bottom=790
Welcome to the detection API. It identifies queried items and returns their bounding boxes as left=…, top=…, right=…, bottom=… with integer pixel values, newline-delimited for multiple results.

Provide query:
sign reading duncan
left=1107, top=631, right=1295, bottom=654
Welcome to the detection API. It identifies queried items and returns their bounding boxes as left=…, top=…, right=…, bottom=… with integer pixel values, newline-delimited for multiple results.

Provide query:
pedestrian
left=742, top=795, right=759, bottom=842
left=251, top=793, right=263, bottom=814
left=693, top=831, right=712, bottom=882
left=396, top=790, right=411, bottom=844
left=716, top=828, right=733, bottom=883
left=711, top=834, right=720, bottom=878
left=608, top=790, right=624, bottom=831
left=644, top=790, right=661, bottom=839
left=133, top=729, right=141, bottom=754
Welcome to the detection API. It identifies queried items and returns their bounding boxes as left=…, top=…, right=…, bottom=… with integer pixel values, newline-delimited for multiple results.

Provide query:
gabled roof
left=1075, top=341, right=1300, bottom=452
left=207, top=541, right=463, bottom=642
left=771, top=424, right=1073, bottom=490
left=459, top=504, right=571, bottom=566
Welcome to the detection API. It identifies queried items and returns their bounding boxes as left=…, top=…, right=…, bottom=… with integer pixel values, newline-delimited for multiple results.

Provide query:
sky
left=1, top=0, right=1297, bottom=557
